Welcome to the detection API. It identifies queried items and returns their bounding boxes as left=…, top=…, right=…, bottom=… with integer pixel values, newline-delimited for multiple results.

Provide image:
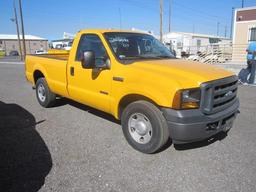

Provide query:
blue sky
left=0, top=0, right=255, bottom=40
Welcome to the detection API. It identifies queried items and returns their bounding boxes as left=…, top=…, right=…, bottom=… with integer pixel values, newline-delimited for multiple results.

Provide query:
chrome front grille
left=200, top=76, right=238, bottom=114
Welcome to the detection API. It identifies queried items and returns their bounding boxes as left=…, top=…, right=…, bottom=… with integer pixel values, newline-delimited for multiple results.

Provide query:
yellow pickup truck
left=25, top=29, right=239, bottom=153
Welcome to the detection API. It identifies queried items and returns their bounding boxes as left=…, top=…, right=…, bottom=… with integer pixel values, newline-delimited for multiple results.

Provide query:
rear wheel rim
left=128, top=113, right=153, bottom=144
left=37, top=84, right=46, bottom=102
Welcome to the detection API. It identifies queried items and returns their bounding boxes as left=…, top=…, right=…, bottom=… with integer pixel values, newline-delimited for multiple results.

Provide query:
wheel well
left=33, top=70, right=44, bottom=84
left=118, top=94, right=158, bottom=119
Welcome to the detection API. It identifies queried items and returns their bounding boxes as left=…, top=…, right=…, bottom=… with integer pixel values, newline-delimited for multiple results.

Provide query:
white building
left=163, top=32, right=231, bottom=57
left=50, top=32, right=75, bottom=50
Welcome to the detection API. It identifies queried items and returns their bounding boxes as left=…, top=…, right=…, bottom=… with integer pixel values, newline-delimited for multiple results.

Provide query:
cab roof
left=78, top=29, right=149, bottom=35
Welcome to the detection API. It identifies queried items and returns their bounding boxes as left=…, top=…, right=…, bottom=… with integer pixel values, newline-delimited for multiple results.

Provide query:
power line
left=124, top=0, right=228, bottom=23
left=123, top=0, right=234, bottom=37
left=171, top=19, right=220, bottom=32
left=172, top=1, right=219, bottom=19
left=146, top=0, right=231, bottom=23
left=147, top=0, right=219, bottom=19
left=168, top=12, right=227, bottom=29
left=171, top=3, right=229, bottom=23
left=118, top=0, right=230, bottom=33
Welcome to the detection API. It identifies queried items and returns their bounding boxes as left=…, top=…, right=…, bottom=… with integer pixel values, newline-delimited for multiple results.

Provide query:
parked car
left=55, top=44, right=63, bottom=49
left=9, top=50, right=19, bottom=56
left=63, top=41, right=73, bottom=51
left=25, top=29, right=239, bottom=153
left=0, top=50, right=5, bottom=57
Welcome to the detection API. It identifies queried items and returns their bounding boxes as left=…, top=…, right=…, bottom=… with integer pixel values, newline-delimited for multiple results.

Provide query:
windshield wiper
left=120, top=56, right=159, bottom=60
left=119, top=55, right=173, bottom=60
left=156, top=55, right=173, bottom=59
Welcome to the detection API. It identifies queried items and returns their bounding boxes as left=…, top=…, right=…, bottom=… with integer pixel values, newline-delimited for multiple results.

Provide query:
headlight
left=173, top=88, right=201, bottom=109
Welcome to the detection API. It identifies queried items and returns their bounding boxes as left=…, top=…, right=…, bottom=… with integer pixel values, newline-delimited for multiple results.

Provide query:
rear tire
left=121, top=100, right=170, bottom=154
left=35, top=78, right=56, bottom=108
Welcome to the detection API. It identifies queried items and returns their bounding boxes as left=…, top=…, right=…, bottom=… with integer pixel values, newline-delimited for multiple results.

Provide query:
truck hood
left=130, top=59, right=234, bottom=88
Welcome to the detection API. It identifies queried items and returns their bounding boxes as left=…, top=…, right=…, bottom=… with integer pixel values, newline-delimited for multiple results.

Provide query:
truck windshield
left=104, top=32, right=175, bottom=60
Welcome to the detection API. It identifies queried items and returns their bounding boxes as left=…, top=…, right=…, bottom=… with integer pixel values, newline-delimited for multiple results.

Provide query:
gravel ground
left=0, top=63, right=255, bottom=192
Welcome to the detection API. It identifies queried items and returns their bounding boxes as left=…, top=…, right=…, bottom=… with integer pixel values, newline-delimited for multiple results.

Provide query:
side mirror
left=93, top=59, right=111, bottom=70
left=81, top=51, right=95, bottom=69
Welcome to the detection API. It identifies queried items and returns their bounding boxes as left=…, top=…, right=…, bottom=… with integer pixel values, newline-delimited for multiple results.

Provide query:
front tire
left=121, top=101, right=170, bottom=154
left=35, top=78, right=56, bottom=108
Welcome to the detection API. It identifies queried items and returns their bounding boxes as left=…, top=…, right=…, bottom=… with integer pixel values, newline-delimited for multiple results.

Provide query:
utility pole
left=12, top=0, right=22, bottom=61
left=242, top=0, right=244, bottom=8
left=160, top=0, right=163, bottom=42
left=217, top=22, right=220, bottom=37
left=18, top=0, right=26, bottom=59
left=230, top=7, right=234, bottom=39
left=168, top=0, right=172, bottom=33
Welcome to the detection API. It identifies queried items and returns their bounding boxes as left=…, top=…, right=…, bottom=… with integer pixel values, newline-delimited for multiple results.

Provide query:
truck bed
left=25, top=53, right=69, bottom=97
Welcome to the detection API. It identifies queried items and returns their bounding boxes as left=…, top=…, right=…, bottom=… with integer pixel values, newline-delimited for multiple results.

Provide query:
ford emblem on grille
left=225, top=91, right=233, bottom=97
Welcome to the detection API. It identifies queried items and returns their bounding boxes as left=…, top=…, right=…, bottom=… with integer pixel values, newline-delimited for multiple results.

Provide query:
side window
left=249, top=28, right=256, bottom=42
left=76, top=34, right=108, bottom=67
left=197, top=39, right=201, bottom=47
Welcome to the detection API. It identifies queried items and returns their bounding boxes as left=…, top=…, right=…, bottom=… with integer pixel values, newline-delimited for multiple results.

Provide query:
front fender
left=111, top=85, right=176, bottom=119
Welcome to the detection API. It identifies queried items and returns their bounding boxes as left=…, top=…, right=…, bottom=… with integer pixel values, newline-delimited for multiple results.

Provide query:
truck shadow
left=56, top=98, right=120, bottom=124
left=174, top=131, right=228, bottom=151
left=0, top=101, right=52, bottom=192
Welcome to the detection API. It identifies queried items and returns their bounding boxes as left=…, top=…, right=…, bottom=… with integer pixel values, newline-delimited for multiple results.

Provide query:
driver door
left=67, top=34, right=112, bottom=113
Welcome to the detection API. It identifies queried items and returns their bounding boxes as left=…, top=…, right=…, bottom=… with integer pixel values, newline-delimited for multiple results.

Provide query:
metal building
left=0, top=34, right=48, bottom=56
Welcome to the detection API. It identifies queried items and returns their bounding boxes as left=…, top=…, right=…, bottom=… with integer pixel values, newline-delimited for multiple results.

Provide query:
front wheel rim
left=37, top=84, right=46, bottom=102
left=128, top=113, right=153, bottom=144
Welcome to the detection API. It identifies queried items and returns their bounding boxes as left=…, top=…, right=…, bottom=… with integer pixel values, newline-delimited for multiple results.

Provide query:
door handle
left=113, top=76, right=124, bottom=82
left=70, top=67, right=74, bottom=76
